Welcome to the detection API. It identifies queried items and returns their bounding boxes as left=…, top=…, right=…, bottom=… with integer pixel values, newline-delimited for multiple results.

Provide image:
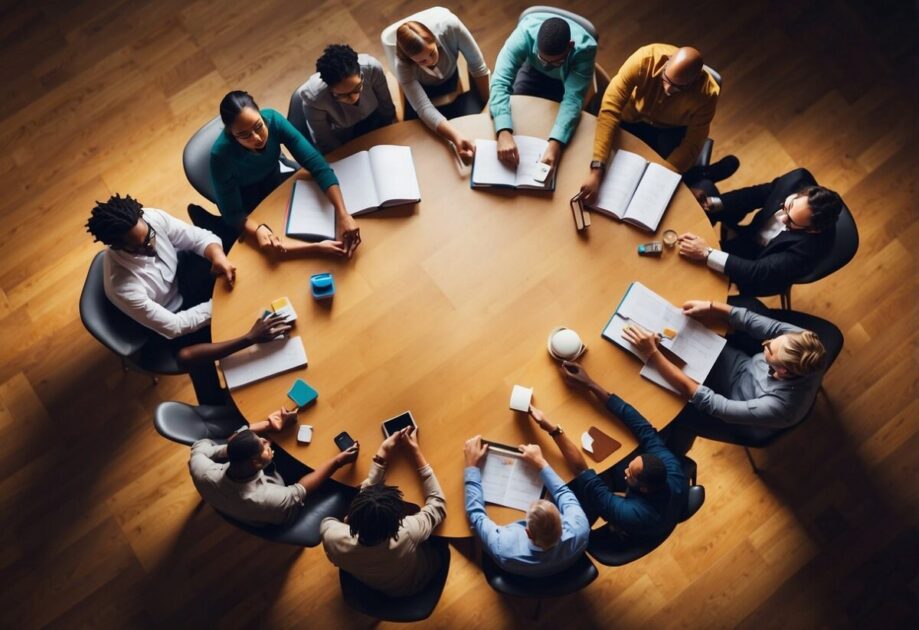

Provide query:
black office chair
left=183, top=116, right=224, bottom=204
left=687, top=306, right=845, bottom=473
left=80, top=251, right=184, bottom=381
left=779, top=204, right=858, bottom=310
left=694, top=65, right=722, bottom=168
left=339, top=536, right=451, bottom=621
left=153, top=400, right=244, bottom=445
left=481, top=551, right=598, bottom=619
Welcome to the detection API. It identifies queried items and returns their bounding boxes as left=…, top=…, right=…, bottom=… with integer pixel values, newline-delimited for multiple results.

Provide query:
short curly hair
left=316, top=44, right=361, bottom=87
left=86, top=194, right=144, bottom=246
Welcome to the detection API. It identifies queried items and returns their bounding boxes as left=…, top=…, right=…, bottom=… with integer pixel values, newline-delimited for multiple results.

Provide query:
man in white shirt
left=86, top=194, right=236, bottom=340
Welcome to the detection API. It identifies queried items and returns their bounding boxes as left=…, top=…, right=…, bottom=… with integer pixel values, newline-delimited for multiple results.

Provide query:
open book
left=480, top=441, right=545, bottom=511
left=471, top=136, right=555, bottom=191
left=602, top=282, right=726, bottom=394
left=220, top=336, right=308, bottom=390
left=588, top=150, right=681, bottom=232
left=285, top=145, right=421, bottom=240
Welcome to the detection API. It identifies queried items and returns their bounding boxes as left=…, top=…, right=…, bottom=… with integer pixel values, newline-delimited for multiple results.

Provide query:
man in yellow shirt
left=580, top=44, right=738, bottom=202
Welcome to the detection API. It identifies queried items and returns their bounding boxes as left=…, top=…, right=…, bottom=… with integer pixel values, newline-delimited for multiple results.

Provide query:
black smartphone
left=381, top=411, right=417, bottom=437
left=334, top=431, right=355, bottom=451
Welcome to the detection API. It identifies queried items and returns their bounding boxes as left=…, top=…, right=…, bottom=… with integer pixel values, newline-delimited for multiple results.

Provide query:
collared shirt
left=489, top=12, right=597, bottom=144
left=320, top=461, right=447, bottom=597
left=103, top=208, right=220, bottom=339
left=705, top=199, right=787, bottom=273
left=464, top=464, right=590, bottom=577
left=188, top=439, right=307, bottom=526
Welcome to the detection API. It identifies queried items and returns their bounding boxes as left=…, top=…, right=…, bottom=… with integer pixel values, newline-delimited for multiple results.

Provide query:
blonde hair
left=776, top=330, right=826, bottom=376
left=526, top=499, right=562, bottom=549
left=395, top=21, right=436, bottom=63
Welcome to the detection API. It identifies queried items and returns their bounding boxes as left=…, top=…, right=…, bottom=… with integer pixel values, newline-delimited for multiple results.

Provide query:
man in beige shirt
left=320, top=427, right=447, bottom=597
left=189, top=408, right=359, bottom=526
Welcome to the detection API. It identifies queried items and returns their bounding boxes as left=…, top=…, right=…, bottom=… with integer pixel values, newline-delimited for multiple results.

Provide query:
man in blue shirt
left=464, top=436, right=590, bottom=576
left=489, top=13, right=597, bottom=171
left=531, top=361, right=687, bottom=540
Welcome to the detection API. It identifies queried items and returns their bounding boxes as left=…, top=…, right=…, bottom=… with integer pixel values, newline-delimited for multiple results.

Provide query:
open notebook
left=480, top=441, right=545, bottom=511
left=602, top=282, right=726, bottom=394
left=285, top=145, right=421, bottom=241
left=588, top=150, right=682, bottom=232
left=471, top=136, right=555, bottom=191
left=220, top=336, right=308, bottom=390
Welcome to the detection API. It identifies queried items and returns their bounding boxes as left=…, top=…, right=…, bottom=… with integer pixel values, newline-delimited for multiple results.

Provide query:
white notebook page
left=331, top=151, right=379, bottom=215
left=287, top=180, right=335, bottom=239
left=472, top=139, right=517, bottom=186
left=221, top=336, right=308, bottom=390
left=480, top=446, right=544, bottom=511
left=623, top=162, right=681, bottom=229
left=368, top=145, right=421, bottom=204
left=590, top=150, right=648, bottom=218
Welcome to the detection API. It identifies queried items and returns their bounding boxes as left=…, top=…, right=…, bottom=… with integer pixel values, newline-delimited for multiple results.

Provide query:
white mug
left=509, top=385, right=533, bottom=412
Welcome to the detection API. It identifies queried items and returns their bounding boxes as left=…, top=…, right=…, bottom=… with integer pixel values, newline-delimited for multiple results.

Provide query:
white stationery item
left=601, top=282, right=727, bottom=394
left=581, top=432, right=595, bottom=453
left=509, top=385, right=533, bottom=412
left=480, top=442, right=545, bottom=512
left=471, top=136, right=556, bottom=190
left=220, top=336, right=308, bottom=390
left=587, top=149, right=682, bottom=232
left=297, top=425, right=313, bottom=444
left=285, top=145, right=421, bottom=240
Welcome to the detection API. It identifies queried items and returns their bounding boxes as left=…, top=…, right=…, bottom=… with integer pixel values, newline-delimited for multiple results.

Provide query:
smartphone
left=381, top=411, right=417, bottom=438
left=333, top=431, right=355, bottom=451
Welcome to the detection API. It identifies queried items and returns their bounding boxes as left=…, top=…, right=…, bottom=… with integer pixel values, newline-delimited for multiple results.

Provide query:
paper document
left=220, top=336, right=308, bottom=389
left=480, top=443, right=544, bottom=511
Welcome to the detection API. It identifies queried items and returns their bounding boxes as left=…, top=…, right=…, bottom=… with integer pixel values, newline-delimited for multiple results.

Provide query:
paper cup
left=509, top=385, right=533, bottom=412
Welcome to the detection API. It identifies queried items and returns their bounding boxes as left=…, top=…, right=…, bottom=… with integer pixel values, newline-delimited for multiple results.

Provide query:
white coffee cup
left=547, top=327, right=586, bottom=361
left=509, top=385, right=533, bottom=412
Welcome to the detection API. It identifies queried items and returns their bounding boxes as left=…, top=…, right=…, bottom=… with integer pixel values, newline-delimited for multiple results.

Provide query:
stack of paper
left=480, top=442, right=545, bottom=511
left=220, top=336, right=308, bottom=390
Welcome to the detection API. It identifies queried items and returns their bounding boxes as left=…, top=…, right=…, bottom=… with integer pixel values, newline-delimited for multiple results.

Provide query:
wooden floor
left=0, top=0, right=916, bottom=627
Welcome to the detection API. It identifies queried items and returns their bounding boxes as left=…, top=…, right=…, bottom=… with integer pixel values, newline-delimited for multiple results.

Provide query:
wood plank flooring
left=0, top=0, right=916, bottom=627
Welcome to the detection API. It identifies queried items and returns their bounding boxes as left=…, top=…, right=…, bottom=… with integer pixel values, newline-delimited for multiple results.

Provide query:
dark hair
left=86, top=194, right=144, bottom=246
left=219, top=90, right=259, bottom=127
left=638, top=454, right=668, bottom=492
left=800, top=185, right=843, bottom=231
left=347, top=484, right=405, bottom=545
left=536, top=17, right=571, bottom=56
left=316, top=44, right=360, bottom=87
left=227, top=430, right=262, bottom=464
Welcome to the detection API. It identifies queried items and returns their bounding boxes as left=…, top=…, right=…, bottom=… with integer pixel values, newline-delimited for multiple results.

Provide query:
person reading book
left=393, top=8, right=491, bottom=163
left=297, top=44, right=396, bottom=154
left=489, top=13, right=597, bottom=171
left=535, top=362, right=687, bottom=539
left=579, top=44, right=739, bottom=204
left=464, top=436, right=589, bottom=576
left=209, top=90, right=360, bottom=258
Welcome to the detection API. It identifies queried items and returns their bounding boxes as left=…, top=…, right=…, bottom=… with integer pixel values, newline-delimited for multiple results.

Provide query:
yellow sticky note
left=271, top=297, right=291, bottom=312
left=662, top=327, right=678, bottom=339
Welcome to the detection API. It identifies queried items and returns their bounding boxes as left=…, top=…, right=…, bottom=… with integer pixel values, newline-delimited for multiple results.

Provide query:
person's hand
left=339, top=215, right=361, bottom=258
left=336, top=442, right=360, bottom=467
left=315, top=239, right=347, bottom=257
left=266, top=407, right=297, bottom=432
left=256, top=225, right=285, bottom=253
left=518, top=443, right=548, bottom=470
left=378, top=428, right=403, bottom=457
left=211, top=258, right=237, bottom=289
left=579, top=168, right=603, bottom=204
left=678, top=233, right=711, bottom=261
left=682, top=300, right=712, bottom=318
left=690, top=187, right=714, bottom=213
left=403, top=426, right=420, bottom=452
left=245, top=313, right=292, bottom=344
left=528, top=406, right=557, bottom=434
left=464, top=435, right=488, bottom=467
left=496, top=130, right=519, bottom=166
left=454, top=137, right=475, bottom=164
left=621, top=324, right=660, bottom=362
left=559, top=361, right=594, bottom=389
left=540, top=139, right=562, bottom=170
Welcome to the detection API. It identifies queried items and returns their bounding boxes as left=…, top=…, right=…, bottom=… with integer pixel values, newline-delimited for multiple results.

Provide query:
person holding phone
left=320, top=427, right=447, bottom=597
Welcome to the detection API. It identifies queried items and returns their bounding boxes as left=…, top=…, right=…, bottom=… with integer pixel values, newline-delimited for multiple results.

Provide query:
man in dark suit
left=676, top=168, right=844, bottom=296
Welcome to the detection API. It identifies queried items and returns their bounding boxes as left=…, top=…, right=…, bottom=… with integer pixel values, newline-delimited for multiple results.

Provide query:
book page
left=513, top=135, right=550, bottom=188
left=368, top=145, right=421, bottom=206
left=285, top=180, right=336, bottom=240
left=622, top=161, right=682, bottom=231
left=481, top=446, right=544, bottom=511
left=329, top=151, right=379, bottom=215
left=589, top=150, right=648, bottom=218
left=668, top=316, right=727, bottom=383
left=472, top=139, right=517, bottom=187
left=220, top=336, right=308, bottom=390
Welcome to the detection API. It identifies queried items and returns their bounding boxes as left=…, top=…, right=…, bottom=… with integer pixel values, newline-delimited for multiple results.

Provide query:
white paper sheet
left=480, top=445, right=544, bottom=512
left=221, top=336, right=308, bottom=390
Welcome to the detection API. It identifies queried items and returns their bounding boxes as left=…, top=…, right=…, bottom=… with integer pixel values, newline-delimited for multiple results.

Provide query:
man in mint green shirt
left=489, top=14, right=597, bottom=170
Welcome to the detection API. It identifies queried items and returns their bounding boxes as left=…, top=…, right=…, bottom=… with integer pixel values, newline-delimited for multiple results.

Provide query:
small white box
left=509, top=385, right=533, bottom=412
left=297, top=425, right=313, bottom=444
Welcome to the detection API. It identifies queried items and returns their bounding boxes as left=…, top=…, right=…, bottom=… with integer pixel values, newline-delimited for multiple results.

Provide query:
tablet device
left=381, top=411, right=416, bottom=437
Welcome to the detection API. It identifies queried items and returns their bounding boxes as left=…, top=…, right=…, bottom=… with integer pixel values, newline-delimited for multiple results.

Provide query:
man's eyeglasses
left=332, top=72, right=364, bottom=101
left=661, top=69, right=693, bottom=93
left=780, top=195, right=809, bottom=229
left=537, top=51, right=568, bottom=69
left=119, top=220, right=156, bottom=253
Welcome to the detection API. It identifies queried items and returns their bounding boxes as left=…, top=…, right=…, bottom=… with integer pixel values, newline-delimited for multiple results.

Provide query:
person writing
left=210, top=90, right=360, bottom=257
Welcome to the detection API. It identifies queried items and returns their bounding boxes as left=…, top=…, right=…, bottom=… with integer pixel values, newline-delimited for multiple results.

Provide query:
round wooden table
left=211, top=96, right=727, bottom=537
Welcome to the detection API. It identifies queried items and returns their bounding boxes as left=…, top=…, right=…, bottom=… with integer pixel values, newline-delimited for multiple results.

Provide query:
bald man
left=581, top=43, right=738, bottom=202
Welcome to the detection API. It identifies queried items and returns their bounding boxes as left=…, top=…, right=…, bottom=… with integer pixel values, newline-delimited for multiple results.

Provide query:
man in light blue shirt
left=463, top=435, right=590, bottom=577
left=489, top=13, right=597, bottom=171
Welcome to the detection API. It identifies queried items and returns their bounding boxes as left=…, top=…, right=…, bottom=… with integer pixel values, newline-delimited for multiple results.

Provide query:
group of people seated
left=82, top=7, right=848, bottom=600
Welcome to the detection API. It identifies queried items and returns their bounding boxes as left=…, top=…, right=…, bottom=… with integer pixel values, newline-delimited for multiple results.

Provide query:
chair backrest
left=380, top=6, right=455, bottom=73
left=481, top=551, right=598, bottom=597
left=79, top=251, right=150, bottom=358
left=796, top=205, right=859, bottom=286
left=287, top=84, right=311, bottom=140
left=518, top=6, right=598, bottom=42
left=703, top=64, right=722, bottom=88
left=182, top=116, right=224, bottom=204
left=680, top=485, right=706, bottom=522
left=154, top=401, right=244, bottom=446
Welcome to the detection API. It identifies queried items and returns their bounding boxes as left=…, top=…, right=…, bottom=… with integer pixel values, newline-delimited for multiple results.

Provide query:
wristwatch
left=549, top=425, right=564, bottom=437
left=589, top=160, right=605, bottom=171
left=704, top=247, right=713, bottom=260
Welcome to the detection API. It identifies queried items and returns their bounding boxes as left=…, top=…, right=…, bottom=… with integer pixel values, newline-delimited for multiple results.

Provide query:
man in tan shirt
left=580, top=43, right=738, bottom=202
left=320, top=427, right=447, bottom=597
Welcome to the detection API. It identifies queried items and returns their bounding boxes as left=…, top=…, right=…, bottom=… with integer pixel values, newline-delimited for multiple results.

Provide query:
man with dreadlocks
left=320, top=427, right=447, bottom=597
left=86, top=194, right=235, bottom=340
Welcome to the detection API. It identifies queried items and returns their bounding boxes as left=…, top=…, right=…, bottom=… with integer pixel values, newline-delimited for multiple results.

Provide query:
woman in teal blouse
left=210, top=91, right=361, bottom=257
